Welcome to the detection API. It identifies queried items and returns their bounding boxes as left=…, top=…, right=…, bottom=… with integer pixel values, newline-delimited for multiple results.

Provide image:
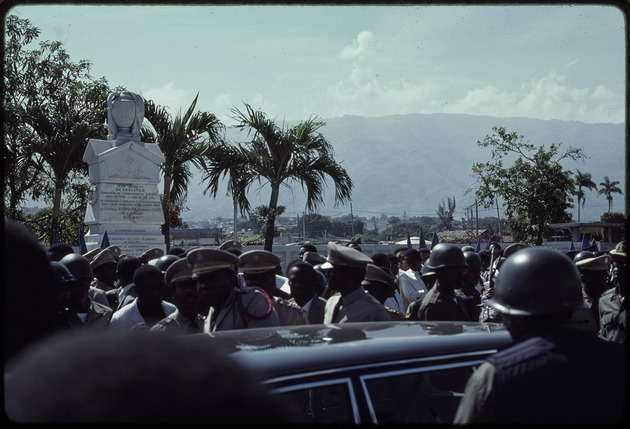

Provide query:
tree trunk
left=50, top=182, right=63, bottom=244
left=264, top=185, right=280, bottom=251
left=162, top=175, right=171, bottom=253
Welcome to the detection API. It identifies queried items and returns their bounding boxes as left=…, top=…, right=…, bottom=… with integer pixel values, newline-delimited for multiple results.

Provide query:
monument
left=82, top=91, right=166, bottom=256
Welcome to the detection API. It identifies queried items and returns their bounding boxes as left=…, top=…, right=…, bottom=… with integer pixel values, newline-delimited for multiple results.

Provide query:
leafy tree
left=3, top=15, right=109, bottom=243
left=202, top=103, right=353, bottom=251
left=437, top=196, right=456, bottom=230
left=249, top=205, right=286, bottom=237
left=600, top=212, right=625, bottom=223
left=574, top=170, right=597, bottom=223
left=597, top=176, right=623, bottom=212
left=142, top=94, right=224, bottom=251
left=472, top=127, right=582, bottom=245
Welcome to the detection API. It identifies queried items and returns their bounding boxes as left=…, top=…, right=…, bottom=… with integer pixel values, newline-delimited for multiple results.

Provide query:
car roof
left=189, top=321, right=511, bottom=382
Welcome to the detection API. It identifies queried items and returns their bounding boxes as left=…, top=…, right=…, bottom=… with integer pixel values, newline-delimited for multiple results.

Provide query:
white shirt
left=398, top=269, right=429, bottom=313
left=108, top=299, right=176, bottom=331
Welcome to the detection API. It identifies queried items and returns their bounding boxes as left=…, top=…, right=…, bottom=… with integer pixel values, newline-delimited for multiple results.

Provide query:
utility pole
left=232, top=200, right=237, bottom=241
left=475, top=198, right=479, bottom=238
left=303, top=210, right=306, bottom=242
left=495, top=197, right=502, bottom=242
left=350, top=202, right=355, bottom=238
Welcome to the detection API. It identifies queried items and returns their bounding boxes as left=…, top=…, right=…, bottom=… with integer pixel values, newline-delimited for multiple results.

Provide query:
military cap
left=83, top=247, right=102, bottom=262
left=320, top=242, right=373, bottom=270
left=239, top=250, right=281, bottom=274
left=105, top=245, right=122, bottom=261
left=503, top=242, right=528, bottom=259
left=140, top=247, right=164, bottom=262
left=575, top=254, right=613, bottom=271
left=90, top=249, right=117, bottom=270
left=219, top=240, right=243, bottom=256
left=363, top=263, right=395, bottom=286
left=302, top=251, right=323, bottom=265
left=186, top=248, right=239, bottom=277
left=609, top=241, right=627, bottom=260
left=164, top=258, right=193, bottom=286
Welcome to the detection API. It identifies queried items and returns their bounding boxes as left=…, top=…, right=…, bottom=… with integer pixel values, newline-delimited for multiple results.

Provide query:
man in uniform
left=598, top=241, right=627, bottom=343
left=454, top=247, right=626, bottom=424
left=151, top=258, right=205, bottom=334
left=239, top=250, right=308, bottom=326
left=59, top=253, right=110, bottom=309
left=361, top=264, right=405, bottom=320
left=187, top=248, right=279, bottom=332
left=574, top=252, right=612, bottom=333
left=287, top=261, right=327, bottom=324
left=416, top=243, right=471, bottom=322
left=322, top=242, right=391, bottom=324
left=90, top=249, right=119, bottom=309
left=458, top=251, right=482, bottom=322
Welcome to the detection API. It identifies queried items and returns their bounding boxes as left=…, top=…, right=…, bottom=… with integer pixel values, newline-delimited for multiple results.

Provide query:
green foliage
left=600, top=212, right=625, bottom=223
left=472, top=127, right=582, bottom=245
left=240, top=235, right=265, bottom=246
left=201, top=103, right=353, bottom=251
left=597, top=176, right=624, bottom=212
left=437, top=196, right=456, bottom=229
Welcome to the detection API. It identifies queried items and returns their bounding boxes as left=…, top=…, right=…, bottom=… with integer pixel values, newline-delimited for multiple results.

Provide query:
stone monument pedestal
left=83, top=139, right=166, bottom=258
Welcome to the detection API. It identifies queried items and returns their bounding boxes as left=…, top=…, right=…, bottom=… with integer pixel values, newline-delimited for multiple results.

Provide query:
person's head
left=387, top=254, right=400, bottom=276
left=239, top=250, right=281, bottom=294
left=488, top=247, right=583, bottom=340
left=370, top=252, right=390, bottom=269
left=462, top=251, right=482, bottom=289
left=219, top=240, right=243, bottom=256
left=287, top=262, right=317, bottom=307
left=166, top=258, right=198, bottom=319
left=361, top=264, right=396, bottom=304
left=133, top=265, right=166, bottom=306
left=404, top=249, right=422, bottom=272
left=116, top=256, right=143, bottom=286
left=424, top=244, right=467, bottom=292
left=154, top=254, right=180, bottom=274
left=298, top=243, right=317, bottom=259
left=90, top=249, right=118, bottom=285
left=609, top=241, right=627, bottom=295
left=50, top=261, right=77, bottom=311
left=321, top=242, right=373, bottom=295
left=302, top=251, right=323, bottom=266
left=478, top=250, right=491, bottom=270
left=187, top=248, right=239, bottom=308
left=419, top=248, right=431, bottom=265
left=396, top=250, right=409, bottom=272
left=60, top=254, right=94, bottom=311
left=5, top=330, right=297, bottom=423
left=575, top=254, right=613, bottom=298
left=46, top=243, right=74, bottom=262
left=139, top=247, right=164, bottom=265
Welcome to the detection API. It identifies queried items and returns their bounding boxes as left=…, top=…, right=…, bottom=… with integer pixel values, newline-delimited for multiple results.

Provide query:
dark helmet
left=488, top=247, right=583, bottom=316
left=463, top=251, right=482, bottom=272
left=50, top=261, right=77, bottom=285
left=424, top=243, right=467, bottom=270
left=573, top=251, right=596, bottom=265
left=59, top=253, right=93, bottom=280
left=154, top=254, right=180, bottom=273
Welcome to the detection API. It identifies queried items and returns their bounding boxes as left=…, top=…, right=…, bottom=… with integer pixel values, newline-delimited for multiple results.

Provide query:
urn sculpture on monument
left=82, top=91, right=166, bottom=256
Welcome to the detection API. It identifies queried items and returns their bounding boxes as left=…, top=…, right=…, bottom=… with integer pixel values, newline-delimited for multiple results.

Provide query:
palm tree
left=201, top=103, right=353, bottom=251
left=142, top=93, right=224, bottom=250
left=597, top=176, right=624, bottom=212
left=574, top=170, right=597, bottom=223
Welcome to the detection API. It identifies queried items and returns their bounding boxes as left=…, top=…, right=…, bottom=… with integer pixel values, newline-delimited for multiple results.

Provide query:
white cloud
left=141, top=81, right=192, bottom=115
left=338, top=31, right=375, bottom=60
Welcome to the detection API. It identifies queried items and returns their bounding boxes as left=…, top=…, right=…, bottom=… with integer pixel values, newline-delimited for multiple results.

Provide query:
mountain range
left=183, top=113, right=626, bottom=223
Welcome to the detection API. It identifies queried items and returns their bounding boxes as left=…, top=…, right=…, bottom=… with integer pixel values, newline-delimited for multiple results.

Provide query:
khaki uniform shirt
left=324, top=287, right=391, bottom=324
left=273, top=296, right=309, bottom=326
left=151, top=309, right=205, bottom=335
left=204, top=287, right=280, bottom=332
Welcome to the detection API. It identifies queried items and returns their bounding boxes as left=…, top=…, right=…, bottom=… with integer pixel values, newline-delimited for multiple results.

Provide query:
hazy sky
left=7, top=3, right=626, bottom=126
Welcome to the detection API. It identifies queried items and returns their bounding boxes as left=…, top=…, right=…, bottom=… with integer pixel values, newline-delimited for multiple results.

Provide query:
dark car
left=199, top=321, right=512, bottom=424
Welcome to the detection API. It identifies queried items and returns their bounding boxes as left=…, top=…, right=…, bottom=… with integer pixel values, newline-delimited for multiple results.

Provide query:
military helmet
left=60, top=253, right=94, bottom=280
left=424, top=243, right=468, bottom=270
left=573, top=251, right=596, bottom=265
left=488, top=247, right=583, bottom=316
left=463, top=251, right=482, bottom=272
left=50, top=261, right=77, bottom=285
left=154, top=254, right=180, bottom=273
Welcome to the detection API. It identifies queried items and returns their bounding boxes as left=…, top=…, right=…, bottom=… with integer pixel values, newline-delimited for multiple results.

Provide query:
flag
left=590, top=237, right=598, bottom=252
left=78, top=228, right=88, bottom=254
left=485, top=237, right=492, bottom=250
left=419, top=230, right=428, bottom=250
left=581, top=234, right=589, bottom=250
left=430, top=233, right=439, bottom=249
left=406, top=232, right=412, bottom=249
left=475, top=236, right=482, bottom=253
left=569, top=239, right=575, bottom=251
left=100, top=231, right=110, bottom=248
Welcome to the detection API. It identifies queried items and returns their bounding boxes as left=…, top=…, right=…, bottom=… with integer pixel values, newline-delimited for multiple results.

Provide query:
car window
left=362, top=363, right=478, bottom=424
left=272, top=378, right=359, bottom=424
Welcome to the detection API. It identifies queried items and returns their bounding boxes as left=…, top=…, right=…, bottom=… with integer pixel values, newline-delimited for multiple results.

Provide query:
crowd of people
left=3, top=217, right=626, bottom=423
